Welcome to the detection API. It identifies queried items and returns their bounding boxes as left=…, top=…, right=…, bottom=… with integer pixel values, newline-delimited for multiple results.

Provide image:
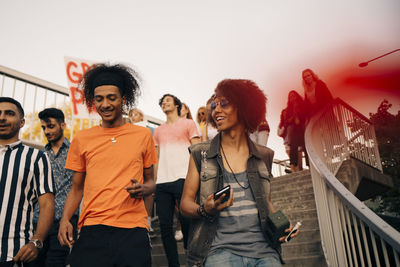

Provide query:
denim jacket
left=187, top=133, right=281, bottom=266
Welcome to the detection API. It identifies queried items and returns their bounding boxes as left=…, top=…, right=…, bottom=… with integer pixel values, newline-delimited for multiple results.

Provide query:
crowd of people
left=0, top=63, right=332, bottom=267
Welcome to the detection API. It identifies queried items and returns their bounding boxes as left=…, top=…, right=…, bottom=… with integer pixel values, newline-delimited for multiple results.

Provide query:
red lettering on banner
left=70, top=86, right=84, bottom=115
left=81, top=62, right=91, bottom=75
left=66, top=61, right=82, bottom=84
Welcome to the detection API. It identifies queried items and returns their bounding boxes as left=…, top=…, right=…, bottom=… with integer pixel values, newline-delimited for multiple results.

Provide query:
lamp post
left=358, top=49, right=400, bottom=67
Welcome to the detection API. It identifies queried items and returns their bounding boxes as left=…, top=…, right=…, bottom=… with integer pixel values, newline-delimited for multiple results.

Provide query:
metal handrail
left=0, top=65, right=69, bottom=95
left=305, top=98, right=400, bottom=266
left=334, top=98, right=372, bottom=124
left=0, top=64, right=164, bottom=144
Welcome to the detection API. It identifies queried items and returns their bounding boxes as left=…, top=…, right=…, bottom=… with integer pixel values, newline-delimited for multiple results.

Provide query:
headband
left=92, top=72, right=124, bottom=90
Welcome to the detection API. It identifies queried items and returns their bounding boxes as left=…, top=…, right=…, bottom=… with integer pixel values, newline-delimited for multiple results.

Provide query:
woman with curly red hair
left=181, top=79, right=297, bottom=267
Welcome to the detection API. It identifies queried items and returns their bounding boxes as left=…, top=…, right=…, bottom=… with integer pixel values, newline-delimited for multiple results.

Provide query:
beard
left=0, top=125, right=20, bottom=140
left=47, top=128, right=64, bottom=144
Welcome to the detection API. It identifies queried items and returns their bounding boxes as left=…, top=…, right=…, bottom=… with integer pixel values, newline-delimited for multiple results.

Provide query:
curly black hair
left=81, top=63, right=141, bottom=111
left=209, top=79, right=267, bottom=133
left=158, top=94, right=182, bottom=116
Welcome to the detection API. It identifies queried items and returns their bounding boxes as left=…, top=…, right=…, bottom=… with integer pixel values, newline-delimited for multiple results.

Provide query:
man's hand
left=13, top=242, right=39, bottom=262
left=58, top=219, right=74, bottom=249
left=125, top=179, right=155, bottom=198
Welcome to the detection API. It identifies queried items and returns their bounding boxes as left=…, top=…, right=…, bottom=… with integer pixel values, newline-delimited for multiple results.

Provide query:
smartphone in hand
left=285, top=221, right=301, bottom=242
left=214, top=185, right=231, bottom=203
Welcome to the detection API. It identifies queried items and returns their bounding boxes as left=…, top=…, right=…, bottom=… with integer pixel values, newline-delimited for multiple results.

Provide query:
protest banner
left=64, top=56, right=99, bottom=119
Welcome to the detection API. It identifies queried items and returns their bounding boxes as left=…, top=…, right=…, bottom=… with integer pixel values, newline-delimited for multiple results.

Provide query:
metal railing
left=0, top=65, right=163, bottom=146
left=272, top=159, right=291, bottom=177
left=0, top=64, right=98, bottom=146
left=272, top=157, right=309, bottom=177
left=305, top=98, right=400, bottom=267
left=316, top=98, right=382, bottom=175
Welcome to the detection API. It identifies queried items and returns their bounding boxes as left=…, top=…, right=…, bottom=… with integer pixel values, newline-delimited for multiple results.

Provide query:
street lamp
left=358, top=49, right=400, bottom=67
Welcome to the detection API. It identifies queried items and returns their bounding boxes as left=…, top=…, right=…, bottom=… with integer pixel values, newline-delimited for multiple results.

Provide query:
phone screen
left=214, top=185, right=231, bottom=203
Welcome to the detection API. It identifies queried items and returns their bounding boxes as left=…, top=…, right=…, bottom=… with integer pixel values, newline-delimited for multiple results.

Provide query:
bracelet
left=197, top=204, right=215, bottom=222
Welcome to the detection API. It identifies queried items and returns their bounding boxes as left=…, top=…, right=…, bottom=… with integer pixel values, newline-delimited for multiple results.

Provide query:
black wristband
left=197, top=204, right=215, bottom=222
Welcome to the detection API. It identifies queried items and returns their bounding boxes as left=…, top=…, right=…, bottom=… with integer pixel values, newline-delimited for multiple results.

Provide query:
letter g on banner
left=64, top=56, right=99, bottom=119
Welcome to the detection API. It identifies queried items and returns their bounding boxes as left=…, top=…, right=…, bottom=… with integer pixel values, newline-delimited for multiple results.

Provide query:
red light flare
left=324, top=51, right=400, bottom=116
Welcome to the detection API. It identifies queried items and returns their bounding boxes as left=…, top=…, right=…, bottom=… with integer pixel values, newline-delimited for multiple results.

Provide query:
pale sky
left=1, top=0, right=399, bottom=159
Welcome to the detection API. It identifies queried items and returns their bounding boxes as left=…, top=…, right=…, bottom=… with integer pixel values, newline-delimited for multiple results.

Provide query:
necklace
left=111, top=137, right=117, bottom=146
left=220, top=143, right=249, bottom=189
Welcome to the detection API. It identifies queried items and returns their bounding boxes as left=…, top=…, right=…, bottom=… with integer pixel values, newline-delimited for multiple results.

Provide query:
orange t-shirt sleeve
left=143, top=129, right=157, bottom=168
left=65, top=135, right=86, bottom=172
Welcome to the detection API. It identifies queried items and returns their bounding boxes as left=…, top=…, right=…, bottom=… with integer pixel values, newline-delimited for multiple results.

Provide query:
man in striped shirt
left=0, top=97, right=55, bottom=267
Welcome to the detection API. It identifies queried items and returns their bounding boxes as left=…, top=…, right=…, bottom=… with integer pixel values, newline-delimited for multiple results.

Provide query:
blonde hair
left=302, top=68, right=320, bottom=91
left=128, top=108, right=144, bottom=122
left=196, top=106, right=207, bottom=124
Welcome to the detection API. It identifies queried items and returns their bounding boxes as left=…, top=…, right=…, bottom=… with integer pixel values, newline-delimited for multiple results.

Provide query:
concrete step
left=275, top=171, right=310, bottom=178
left=271, top=186, right=314, bottom=199
left=272, top=171, right=327, bottom=266
left=270, top=170, right=311, bottom=186
left=151, top=239, right=185, bottom=255
left=281, top=240, right=323, bottom=258
left=271, top=180, right=314, bottom=194
left=272, top=192, right=316, bottom=205
left=283, top=255, right=328, bottom=267
left=152, top=253, right=186, bottom=267
left=274, top=199, right=317, bottom=211
left=274, top=207, right=317, bottom=219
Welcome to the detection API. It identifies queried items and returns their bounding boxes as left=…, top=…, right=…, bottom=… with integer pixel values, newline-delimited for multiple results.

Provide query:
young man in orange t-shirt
left=58, top=64, right=157, bottom=267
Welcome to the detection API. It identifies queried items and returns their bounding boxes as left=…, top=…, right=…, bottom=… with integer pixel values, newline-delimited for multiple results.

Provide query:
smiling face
left=211, top=96, right=239, bottom=132
left=41, top=118, right=65, bottom=144
left=94, top=85, right=125, bottom=128
left=197, top=107, right=207, bottom=122
left=303, top=70, right=314, bottom=85
left=0, top=102, right=25, bottom=142
left=161, top=95, right=178, bottom=114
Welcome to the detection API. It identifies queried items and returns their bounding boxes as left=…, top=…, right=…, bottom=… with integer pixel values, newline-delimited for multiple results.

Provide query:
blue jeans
left=204, top=249, right=281, bottom=267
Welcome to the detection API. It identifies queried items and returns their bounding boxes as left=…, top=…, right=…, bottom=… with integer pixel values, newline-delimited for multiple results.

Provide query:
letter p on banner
left=64, top=56, right=100, bottom=119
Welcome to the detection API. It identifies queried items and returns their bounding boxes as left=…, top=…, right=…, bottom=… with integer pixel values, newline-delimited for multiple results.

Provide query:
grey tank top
left=209, top=168, right=279, bottom=260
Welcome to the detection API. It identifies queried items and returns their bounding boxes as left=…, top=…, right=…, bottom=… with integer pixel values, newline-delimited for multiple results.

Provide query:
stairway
left=271, top=170, right=327, bottom=267
left=151, top=170, right=327, bottom=266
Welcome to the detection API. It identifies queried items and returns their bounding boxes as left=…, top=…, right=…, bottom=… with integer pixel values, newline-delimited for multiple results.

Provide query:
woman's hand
left=203, top=188, right=234, bottom=216
left=279, top=221, right=300, bottom=243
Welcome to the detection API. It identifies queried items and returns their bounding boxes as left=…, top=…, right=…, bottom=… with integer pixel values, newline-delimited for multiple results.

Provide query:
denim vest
left=187, top=133, right=281, bottom=266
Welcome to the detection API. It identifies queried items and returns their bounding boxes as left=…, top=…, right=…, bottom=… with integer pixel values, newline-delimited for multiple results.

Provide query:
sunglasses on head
left=210, top=98, right=230, bottom=111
